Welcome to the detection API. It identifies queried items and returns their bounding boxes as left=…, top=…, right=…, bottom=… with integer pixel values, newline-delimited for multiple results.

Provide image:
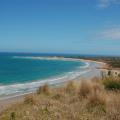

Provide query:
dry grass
left=37, top=84, right=50, bottom=95
left=65, top=81, right=76, bottom=94
left=0, top=78, right=120, bottom=120
left=78, top=80, right=92, bottom=97
left=24, top=95, right=36, bottom=105
left=106, top=91, right=120, bottom=120
left=88, top=90, right=106, bottom=106
left=87, top=83, right=106, bottom=106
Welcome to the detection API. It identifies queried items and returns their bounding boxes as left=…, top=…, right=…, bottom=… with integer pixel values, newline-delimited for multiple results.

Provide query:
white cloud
left=98, top=0, right=110, bottom=8
left=98, top=0, right=120, bottom=8
left=97, top=26, right=120, bottom=40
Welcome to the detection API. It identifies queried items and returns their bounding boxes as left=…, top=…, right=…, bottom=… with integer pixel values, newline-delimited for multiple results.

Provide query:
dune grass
left=37, top=84, right=50, bottom=95
left=103, top=76, right=120, bottom=90
left=0, top=77, right=120, bottom=120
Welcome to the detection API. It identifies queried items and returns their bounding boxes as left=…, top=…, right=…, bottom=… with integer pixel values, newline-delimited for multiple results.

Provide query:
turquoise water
left=0, top=53, right=88, bottom=98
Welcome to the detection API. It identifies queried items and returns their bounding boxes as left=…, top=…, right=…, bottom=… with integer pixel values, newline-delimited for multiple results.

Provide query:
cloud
left=98, top=0, right=120, bottom=8
left=97, top=26, right=120, bottom=40
left=98, top=0, right=109, bottom=8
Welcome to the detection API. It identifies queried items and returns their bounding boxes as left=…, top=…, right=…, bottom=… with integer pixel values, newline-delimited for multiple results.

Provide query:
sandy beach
left=0, top=58, right=106, bottom=114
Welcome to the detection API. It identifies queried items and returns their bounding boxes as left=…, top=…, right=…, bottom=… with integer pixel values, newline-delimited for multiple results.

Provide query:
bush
left=10, top=112, right=16, bottom=120
left=78, top=80, right=92, bottom=97
left=88, top=90, right=106, bottom=106
left=118, top=73, right=120, bottom=77
left=65, top=81, right=76, bottom=94
left=37, top=84, right=50, bottom=95
left=87, top=82, right=106, bottom=106
left=108, top=71, right=111, bottom=76
left=103, top=78, right=120, bottom=90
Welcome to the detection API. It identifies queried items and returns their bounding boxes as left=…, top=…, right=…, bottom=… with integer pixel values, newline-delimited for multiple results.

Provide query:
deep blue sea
left=0, top=53, right=89, bottom=99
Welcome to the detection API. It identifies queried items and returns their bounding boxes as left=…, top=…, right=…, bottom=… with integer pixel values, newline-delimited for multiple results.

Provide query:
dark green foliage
left=10, top=112, right=16, bottom=120
left=108, top=71, right=111, bottom=76
left=103, top=79, right=120, bottom=90
left=118, top=74, right=120, bottom=77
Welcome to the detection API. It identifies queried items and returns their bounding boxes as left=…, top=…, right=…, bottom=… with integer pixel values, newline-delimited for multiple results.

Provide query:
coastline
left=0, top=58, right=106, bottom=113
left=0, top=57, right=90, bottom=100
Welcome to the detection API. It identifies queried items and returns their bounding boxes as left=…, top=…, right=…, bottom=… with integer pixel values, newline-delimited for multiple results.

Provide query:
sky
left=0, top=0, right=120, bottom=56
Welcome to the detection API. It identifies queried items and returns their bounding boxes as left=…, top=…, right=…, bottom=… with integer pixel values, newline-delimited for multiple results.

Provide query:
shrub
left=78, top=80, right=92, bottom=97
left=118, top=73, right=120, bottom=77
left=87, top=82, right=106, bottom=106
left=103, top=78, right=120, bottom=90
left=65, top=81, right=76, bottom=94
left=37, top=84, right=50, bottom=95
left=10, top=112, right=16, bottom=120
left=108, top=71, right=111, bottom=76
left=88, top=91, right=106, bottom=106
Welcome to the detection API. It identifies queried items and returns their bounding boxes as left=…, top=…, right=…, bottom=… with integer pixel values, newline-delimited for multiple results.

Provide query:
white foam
left=0, top=69, right=90, bottom=100
left=0, top=56, right=90, bottom=100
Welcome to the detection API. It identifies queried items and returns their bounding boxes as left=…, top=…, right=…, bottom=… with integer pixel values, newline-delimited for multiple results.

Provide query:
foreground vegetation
left=0, top=76, right=120, bottom=120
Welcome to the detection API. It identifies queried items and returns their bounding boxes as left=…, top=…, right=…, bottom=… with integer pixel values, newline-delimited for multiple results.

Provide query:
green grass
left=103, top=77, right=120, bottom=90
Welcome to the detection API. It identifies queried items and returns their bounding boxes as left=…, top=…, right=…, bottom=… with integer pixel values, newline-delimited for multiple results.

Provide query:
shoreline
left=0, top=57, right=90, bottom=100
left=0, top=58, right=106, bottom=113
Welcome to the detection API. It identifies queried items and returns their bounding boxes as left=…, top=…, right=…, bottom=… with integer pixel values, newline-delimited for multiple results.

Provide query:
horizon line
left=0, top=51, right=120, bottom=57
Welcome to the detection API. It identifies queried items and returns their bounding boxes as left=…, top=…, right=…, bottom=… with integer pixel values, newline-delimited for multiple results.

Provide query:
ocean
left=0, top=53, right=89, bottom=99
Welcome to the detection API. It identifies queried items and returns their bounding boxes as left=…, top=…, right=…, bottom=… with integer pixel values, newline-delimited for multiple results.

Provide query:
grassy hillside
left=0, top=76, right=120, bottom=120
